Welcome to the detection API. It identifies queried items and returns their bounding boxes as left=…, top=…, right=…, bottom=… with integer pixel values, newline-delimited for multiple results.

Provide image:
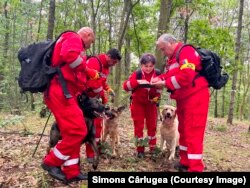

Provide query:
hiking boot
left=87, top=157, right=94, bottom=164
left=137, top=152, right=145, bottom=159
left=66, top=172, right=88, bottom=183
left=174, top=162, right=188, bottom=172
left=41, top=163, right=66, bottom=182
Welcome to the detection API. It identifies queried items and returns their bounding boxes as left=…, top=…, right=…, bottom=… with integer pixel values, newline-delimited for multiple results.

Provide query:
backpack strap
left=56, top=66, right=72, bottom=99
left=176, top=44, right=196, bottom=64
left=49, top=31, right=77, bottom=99
left=155, top=68, right=161, bottom=76
left=86, top=55, right=102, bottom=72
left=132, top=68, right=160, bottom=93
left=136, top=69, right=142, bottom=79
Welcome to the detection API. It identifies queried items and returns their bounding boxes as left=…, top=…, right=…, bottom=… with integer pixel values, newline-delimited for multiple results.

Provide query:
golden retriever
left=102, top=106, right=126, bottom=156
left=160, top=105, right=179, bottom=160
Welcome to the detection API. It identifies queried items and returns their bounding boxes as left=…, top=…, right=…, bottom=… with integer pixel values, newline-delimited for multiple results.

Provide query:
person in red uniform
left=152, top=34, right=210, bottom=172
left=123, top=53, right=162, bottom=158
left=41, top=27, right=99, bottom=183
left=84, top=48, right=122, bottom=162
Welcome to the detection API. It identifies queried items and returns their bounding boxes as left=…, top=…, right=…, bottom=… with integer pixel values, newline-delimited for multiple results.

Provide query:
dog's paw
left=168, top=154, right=175, bottom=161
left=111, top=151, right=117, bottom=158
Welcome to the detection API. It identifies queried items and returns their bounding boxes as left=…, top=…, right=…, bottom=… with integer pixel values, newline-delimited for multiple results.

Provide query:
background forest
left=0, top=0, right=249, bottom=187
left=0, top=0, right=250, bottom=124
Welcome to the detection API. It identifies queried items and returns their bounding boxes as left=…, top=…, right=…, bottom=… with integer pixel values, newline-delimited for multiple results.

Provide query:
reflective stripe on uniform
left=126, top=81, right=132, bottom=91
left=148, top=135, right=156, bottom=140
left=93, top=86, right=103, bottom=93
left=95, top=138, right=100, bottom=142
left=69, top=55, right=82, bottom=69
left=63, top=158, right=79, bottom=166
left=188, top=154, right=202, bottom=160
left=80, top=51, right=86, bottom=56
left=100, top=73, right=107, bottom=78
left=169, top=63, right=180, bottom=70
left=195, top=51, right=199, bottom=57
left=156, top=89, right=162, bottom=93
left=179, top=145, right=187, bottom=151
left=53, top=147, right=70, bottom=161
left=171, top=76, right=181, bottom=89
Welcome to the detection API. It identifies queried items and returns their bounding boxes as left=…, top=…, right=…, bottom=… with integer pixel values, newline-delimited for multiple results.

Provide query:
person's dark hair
left=107, top=48, right=122, bottom=61
left=140, top=53, right=156, bottom=65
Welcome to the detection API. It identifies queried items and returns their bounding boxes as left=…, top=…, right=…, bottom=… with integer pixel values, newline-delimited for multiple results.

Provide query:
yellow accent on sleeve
left=180, top=61, right=195, bottom=70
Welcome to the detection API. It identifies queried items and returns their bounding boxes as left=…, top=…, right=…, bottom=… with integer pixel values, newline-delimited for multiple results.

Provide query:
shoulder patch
left=180, top=59, right=195, bottom=70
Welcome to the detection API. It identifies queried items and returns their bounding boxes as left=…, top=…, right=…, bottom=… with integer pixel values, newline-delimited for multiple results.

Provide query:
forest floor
left=0, top=108, right=249, bottom=188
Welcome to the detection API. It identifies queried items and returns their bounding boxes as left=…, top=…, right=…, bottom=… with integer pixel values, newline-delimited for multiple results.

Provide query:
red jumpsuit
left=85, top=54, right=110, bottom=158
left=43, top=32, right=88, bottom=180
left=160, top=42, right=210, bottom=172
left=123, top=70, right=162, bottom=153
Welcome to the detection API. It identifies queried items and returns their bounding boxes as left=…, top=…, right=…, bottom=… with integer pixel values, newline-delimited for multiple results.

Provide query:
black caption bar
left=88, top=172, right=249, bottom=188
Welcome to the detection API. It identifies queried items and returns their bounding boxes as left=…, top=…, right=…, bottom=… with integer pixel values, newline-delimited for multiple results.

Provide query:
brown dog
left=160, top=105, right=179, bottom=160
left=102, top=106, right=126, bottom=156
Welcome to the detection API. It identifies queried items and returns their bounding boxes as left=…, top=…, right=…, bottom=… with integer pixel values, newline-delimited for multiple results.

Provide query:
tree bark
left=114, top=0, right=139, bottom=106
left=47, top=0, right=55, bottom=40
left=227, top=0, right=244, bottom=125
left=155, top=0, right=173, bottom=71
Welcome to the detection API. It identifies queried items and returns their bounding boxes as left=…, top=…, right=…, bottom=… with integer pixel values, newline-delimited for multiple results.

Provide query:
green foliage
left=0, top=115, right=24, bottom=128
left=209, top=123, right=228, bottom=132
left=127, top=1, right=158, bottom=57
left=131, top=136, right=149, bottom=147
left=188, top=19, right=235, bottom=72
left=99, top=141, right=112, bottom=158
left=150, top=146, right=161, bottom=161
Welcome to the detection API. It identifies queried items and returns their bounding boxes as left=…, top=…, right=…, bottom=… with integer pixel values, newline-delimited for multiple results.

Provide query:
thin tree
left=227, top=0, right=244, bottom=125
left=47, top=0, right=55, bottom=40
left=155, top=0, right=173, bottom=71
left=36, top=0, right=44, bottom=41
left=114, top=0, right=139, bottom=106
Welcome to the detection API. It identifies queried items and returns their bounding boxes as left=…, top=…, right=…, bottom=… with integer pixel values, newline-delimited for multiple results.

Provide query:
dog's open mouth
left=93, top=111, right=108, bottom=119
left=164, top=113, right=173, bottom=120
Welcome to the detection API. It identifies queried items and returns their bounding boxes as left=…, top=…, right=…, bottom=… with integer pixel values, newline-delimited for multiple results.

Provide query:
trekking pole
left=32, top=112, right=51, bottom=158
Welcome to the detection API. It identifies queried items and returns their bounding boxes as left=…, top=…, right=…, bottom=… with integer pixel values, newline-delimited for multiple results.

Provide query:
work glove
left=150, top=97, right=160, bottom=104
left=85, top=67, right=99, bottom=80
left=107, top=87, right=115, bottom=97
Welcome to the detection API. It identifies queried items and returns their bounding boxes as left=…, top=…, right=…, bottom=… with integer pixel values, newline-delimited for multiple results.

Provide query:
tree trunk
left=221, top=86, right=226, bottom=118
left=2, top=1, right=10, bottom=81
left=36, top=0, right=44, bottom=41
left=125, top=34, right=131, bottom=75
left=114, top=0, right=139, bottom=106
left=91, top=0, right=101, bottom=54
left=227, top=0, right=244, bottom=125
left=214, top=91, right=218, bottom=118
left=155, top=0, right=173, bottom=71
left=107, top=0, right=112, bottom=49
left=47, top=0, right=55, bottom=40
left=239, top=58, right=250, bottom=120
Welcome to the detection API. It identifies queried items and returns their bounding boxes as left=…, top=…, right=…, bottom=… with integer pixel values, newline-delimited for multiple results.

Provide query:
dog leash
left=32, top=112, right=51, bottom=158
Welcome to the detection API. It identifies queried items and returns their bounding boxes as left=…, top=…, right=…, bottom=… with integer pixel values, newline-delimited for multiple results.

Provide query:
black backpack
left=17, top=31, right=75, bottom=98
left=176, top=44, right=229, bottom=90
